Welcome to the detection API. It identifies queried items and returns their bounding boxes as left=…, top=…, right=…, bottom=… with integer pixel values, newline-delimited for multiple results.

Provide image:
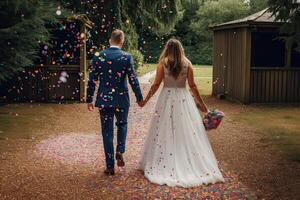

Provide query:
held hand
left=137, top=100, right=146, bottom=107
left=93, top=80, right=99, bottom=85
left=87, top=103, right=94, bottom=111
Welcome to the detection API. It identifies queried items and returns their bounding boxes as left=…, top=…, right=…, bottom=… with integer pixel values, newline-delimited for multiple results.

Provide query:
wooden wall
left=212, top=27, right=251, bottom=103
left=212, top=30, right=226, bottom=97
left=250, top=68, right=300, bottom=103
left=0, top=65, right=81, bottom=102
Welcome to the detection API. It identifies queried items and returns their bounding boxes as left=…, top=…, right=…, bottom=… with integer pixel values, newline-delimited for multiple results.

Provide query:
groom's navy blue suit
left=87, top=47, right=143, bottom=168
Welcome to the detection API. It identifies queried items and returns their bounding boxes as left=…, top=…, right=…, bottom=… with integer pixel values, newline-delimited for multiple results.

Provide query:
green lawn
left=193, top=66, right=212, bottom=95
left=137, top=63, right=157, bottom=76
left=193, top=66, right=212, bottom=77
left=234, top=107, right=300, bottom=163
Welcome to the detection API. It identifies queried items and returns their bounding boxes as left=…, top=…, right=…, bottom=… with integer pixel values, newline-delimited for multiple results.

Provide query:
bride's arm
left=187, top=63, right=208, bottom=112
left=141, top=63, right=164, bottom=106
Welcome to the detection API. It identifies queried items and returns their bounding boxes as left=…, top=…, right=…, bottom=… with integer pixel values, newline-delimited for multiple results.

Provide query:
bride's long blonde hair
left=159, top=38, right=186, bottom=79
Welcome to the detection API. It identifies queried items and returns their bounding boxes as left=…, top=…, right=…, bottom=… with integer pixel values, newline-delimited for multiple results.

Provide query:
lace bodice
left=163, top=64, right=188, bottom=88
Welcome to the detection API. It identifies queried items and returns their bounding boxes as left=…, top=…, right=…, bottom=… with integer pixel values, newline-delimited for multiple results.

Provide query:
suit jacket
left=86, top=47, right=143, bottom=108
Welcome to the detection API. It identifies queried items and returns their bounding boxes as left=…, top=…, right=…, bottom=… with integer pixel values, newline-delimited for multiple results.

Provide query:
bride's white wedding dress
left=139, top=64, right=224, bottom=188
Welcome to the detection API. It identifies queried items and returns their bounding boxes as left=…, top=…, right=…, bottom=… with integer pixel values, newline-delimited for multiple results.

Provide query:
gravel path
left=139, top=70, right=156, bottom=84
left=0, top=82, right=299, bottom=199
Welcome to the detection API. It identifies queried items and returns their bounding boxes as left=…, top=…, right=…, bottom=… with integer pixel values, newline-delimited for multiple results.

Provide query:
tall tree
left=61, top=0, right=181, bottom=48
left=0, top=0, right=61, bottom=82
left=60, top=0, right=184, bottom=67
left=138, top=0, right=207, bottom=63
left=171, top=1, right=206, bottom=64
left=268, top=0, right=300, bottom=51
left=249, top=0, right=268, bottom=13
left=189, top=0, right=249, bottom=64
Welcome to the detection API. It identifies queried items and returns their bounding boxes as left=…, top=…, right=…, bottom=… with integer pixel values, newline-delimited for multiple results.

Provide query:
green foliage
left=139, top=31, right=168, bottom=63
left=129, top=50, right=144, bottom=70
left=0, top=0, right=61, bottom=82
left=172, top=3, right=204, bottom=64
left=268, top=0, right=300, bottom=50
left=191, top=0, right=248, bottom=35
left=249, top=0, right=268, bottom=13
left=140, top=0, right=250, bottom=65
left=139, top=2, right=200, bottom=64
left=62, top=0, right=181, bottom=44
left=187, top=0, right=248, bottom=64
left=184, top=42, right=212, bottom=65
left=139, top=0, right=180, bottom=35
left=122, top=21, right=138, bottom=51
left=60, top=0, right=184, bottom=67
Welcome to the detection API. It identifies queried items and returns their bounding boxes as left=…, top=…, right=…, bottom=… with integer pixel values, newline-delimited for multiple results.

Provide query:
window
left=251, top=32, right=285, bottom=68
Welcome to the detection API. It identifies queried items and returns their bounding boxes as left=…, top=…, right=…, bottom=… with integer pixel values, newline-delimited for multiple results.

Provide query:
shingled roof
left=211, top=9, right=283, bottom=30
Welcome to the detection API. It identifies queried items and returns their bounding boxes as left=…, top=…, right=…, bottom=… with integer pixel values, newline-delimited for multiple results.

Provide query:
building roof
left=211, top=9, right=283, bottom=30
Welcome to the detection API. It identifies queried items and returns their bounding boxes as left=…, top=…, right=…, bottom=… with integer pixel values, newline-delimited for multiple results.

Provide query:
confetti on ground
left=31, top=132, right=257, bottom=199
left=0, top=85, right=258, bottom=200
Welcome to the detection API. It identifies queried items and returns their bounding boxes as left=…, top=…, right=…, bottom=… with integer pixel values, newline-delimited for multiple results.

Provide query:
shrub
left=129, top=49, right=144, bottom=70
left=184, top=43, right=212, bottom=65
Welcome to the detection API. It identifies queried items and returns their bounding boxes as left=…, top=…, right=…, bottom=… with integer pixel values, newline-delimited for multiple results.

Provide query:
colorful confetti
left=27, top=88, right=257, bottom=199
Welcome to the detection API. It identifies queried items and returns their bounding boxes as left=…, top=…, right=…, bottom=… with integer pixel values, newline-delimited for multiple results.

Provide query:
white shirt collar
left=110, top=45, right=121, bottom=49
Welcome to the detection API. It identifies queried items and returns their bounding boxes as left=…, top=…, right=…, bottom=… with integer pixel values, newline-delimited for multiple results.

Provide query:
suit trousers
left=99, top=107, right=129, bottom=168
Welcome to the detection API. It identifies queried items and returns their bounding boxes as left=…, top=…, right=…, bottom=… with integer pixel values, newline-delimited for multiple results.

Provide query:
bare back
left=163, top=60, right=189, bottom=88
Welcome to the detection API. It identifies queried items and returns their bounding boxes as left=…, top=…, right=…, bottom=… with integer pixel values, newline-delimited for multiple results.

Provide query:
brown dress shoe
left=116, top=152, right=125, bottom=167
left=104, top=168, right=115, bottom=176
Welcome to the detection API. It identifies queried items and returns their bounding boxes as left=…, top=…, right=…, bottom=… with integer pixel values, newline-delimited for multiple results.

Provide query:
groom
left=87, top=29, right=143, bottom=175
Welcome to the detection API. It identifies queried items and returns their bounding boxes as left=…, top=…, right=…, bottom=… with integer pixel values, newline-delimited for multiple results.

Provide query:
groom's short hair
left=110, top=29, right=124, bottom=44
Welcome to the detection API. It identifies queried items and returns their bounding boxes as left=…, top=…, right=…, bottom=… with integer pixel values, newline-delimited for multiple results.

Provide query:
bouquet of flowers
left=203, top=109, right=225, bottom=131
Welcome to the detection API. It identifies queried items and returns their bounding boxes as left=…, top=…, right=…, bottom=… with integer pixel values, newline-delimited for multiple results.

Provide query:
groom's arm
left=126, top=55, right=143, bottom=102
left=86, top=55, right=99, bottom=104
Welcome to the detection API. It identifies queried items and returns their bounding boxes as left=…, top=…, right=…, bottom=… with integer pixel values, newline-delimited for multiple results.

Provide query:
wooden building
left=211, top=9, right=300, bottom=104
left=0, top=15, right=92, bottom=102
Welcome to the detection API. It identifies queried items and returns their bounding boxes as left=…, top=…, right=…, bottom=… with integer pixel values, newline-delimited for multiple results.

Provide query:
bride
left=139, top=38, right=224, bottom=187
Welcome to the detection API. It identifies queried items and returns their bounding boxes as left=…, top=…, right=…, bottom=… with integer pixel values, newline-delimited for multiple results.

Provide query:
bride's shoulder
left=160, top=58, right=168, bottom=65
left=156, top=59, right=165, bottom=70
left=184, top=57, right=191, bottom=64
left=183, top=57, right=192, bottom=68
left=158, top=58, right=167, bottom=69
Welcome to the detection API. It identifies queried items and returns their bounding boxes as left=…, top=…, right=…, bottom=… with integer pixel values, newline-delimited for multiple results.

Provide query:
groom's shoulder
left=92, top=49, right=107, bottom=60
left=92, top=49, right=105, bottom=57
left=102, top=48, right=131, bottom=57
left=120, top=50, right=133, bottom=60
left=94, top=48, right=132, bottom=61
left=108, top=50, right=133, bottom=63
